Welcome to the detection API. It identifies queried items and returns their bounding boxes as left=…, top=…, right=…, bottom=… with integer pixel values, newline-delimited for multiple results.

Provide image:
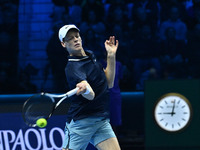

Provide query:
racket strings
left=22, top=94, right=55, bottom=126
left=22, top=88, right=78, bottom=127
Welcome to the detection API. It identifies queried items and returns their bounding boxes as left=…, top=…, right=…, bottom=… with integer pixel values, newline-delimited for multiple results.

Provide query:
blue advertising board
left=0, top=113, right=96, bottom=150
left=0, top=113, right=67, bottom=150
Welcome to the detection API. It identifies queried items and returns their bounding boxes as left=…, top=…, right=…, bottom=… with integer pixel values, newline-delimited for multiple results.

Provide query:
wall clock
left=154, top=93, right=192, bottom=132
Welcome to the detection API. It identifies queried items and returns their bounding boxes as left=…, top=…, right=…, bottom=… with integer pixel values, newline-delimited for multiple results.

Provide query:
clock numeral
left=165, top=123, right=168, bottom=127
left=183, top=112, right=188, bottom=114
left=165, top=101, right=168, bottom=104
left=172, top=124, right=174, bottom=128
left=160, top=118, right=164, bottom=122
left=177, top=100, right=180, bottom=104
left=177, top=122, right=181, bottom=126
left=182, top=118, right=186, bottom=121
left=182, top=105, right=186, bottom=108
left=160, top=106, right=164, bottom=109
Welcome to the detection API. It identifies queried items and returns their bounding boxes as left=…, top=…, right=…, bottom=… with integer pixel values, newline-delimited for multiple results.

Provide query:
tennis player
left=58, top=24, right=120, bottom=150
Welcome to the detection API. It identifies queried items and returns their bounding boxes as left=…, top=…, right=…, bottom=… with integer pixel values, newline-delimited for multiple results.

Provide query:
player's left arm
left=104, top=36, right=119, bottom=88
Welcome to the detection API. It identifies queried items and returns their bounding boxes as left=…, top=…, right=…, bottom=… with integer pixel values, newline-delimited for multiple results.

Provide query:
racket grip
left=67, top=87, right=79, bottom=97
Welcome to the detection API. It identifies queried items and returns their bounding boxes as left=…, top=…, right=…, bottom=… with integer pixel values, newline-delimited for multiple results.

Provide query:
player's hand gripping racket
left=22, top=87, right=79, bottom=127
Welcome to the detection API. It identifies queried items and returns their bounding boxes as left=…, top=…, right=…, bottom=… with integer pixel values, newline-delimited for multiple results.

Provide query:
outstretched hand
left=104, top=36, right=119, bottom=56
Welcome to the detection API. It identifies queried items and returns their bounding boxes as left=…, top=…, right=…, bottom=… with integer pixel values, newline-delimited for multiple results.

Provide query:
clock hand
left=163, top=112, right=176, bottom=115
left=171, top=99, right=176, bottom=116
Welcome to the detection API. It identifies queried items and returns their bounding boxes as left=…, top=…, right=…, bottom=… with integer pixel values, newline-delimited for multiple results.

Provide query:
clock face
left=154, top=93, right=192, bottom=132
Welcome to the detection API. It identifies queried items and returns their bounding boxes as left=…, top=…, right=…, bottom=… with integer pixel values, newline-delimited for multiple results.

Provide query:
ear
left=61, top=42, right=66, bottom=48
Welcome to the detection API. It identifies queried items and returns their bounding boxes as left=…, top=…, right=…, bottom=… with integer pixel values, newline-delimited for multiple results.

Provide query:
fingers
left=115, top=39, right=119, bottom=48
left=76, top=81, right=87, bottom=95
left=108, top=36, right=114, bottom=45
left=76, top=84, right=85, bottom=95
left=111, top=36, right=115, bottom=44
left=106, top=36, right=118, bottom=46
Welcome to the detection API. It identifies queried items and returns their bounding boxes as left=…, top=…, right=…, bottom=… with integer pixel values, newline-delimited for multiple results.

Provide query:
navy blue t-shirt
left=65, top=50, right=110, bottom=122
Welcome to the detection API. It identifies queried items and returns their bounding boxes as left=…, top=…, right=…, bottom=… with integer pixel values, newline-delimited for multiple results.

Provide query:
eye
left=65, top=37, right=73, bottom=42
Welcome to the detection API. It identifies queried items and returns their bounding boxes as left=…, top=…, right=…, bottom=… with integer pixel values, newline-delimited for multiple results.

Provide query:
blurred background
left=1, top=0, right=200, bottom=94
left=1, top=0, right=200, bottom=149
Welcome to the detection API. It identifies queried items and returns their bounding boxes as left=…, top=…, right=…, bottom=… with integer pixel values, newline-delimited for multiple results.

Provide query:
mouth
left=74, top=43, right=80, bottom=47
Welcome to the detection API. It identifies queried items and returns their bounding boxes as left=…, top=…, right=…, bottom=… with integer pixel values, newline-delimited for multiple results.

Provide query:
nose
left=74, top=37, right=79, bottom=42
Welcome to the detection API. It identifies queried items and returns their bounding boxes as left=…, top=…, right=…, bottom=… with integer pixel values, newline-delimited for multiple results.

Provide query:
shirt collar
left=68, top=50, right=93, bottom=62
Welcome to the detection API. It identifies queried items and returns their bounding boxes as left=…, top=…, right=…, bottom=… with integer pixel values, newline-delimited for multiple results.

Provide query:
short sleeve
left=65, top=62, right=87, bottom=89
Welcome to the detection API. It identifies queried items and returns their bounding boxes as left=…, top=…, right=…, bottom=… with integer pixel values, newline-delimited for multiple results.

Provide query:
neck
left=70, top=48, right=87, bottom=56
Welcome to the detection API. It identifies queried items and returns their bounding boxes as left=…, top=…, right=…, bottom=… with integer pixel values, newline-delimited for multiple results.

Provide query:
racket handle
left=45, top=87, right=79, bottom=98
left=66, top=87, right=79, bottom=97
left=55, top=87, right=79, bottom=108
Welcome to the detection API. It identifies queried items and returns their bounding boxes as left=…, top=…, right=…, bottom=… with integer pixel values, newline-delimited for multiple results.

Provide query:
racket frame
left=22, top=87, right=78, bottom=127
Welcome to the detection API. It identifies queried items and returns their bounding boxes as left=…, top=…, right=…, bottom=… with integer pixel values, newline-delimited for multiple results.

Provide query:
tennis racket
left=22, top=87, right=79, bottom=127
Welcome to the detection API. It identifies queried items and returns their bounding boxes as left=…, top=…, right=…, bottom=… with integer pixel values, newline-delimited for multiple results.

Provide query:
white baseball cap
left=58, top=24, right=80, bottom=42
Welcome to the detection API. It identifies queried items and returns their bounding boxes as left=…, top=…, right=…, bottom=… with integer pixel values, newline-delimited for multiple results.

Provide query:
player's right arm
left=76, top=80, right=95, bottom=100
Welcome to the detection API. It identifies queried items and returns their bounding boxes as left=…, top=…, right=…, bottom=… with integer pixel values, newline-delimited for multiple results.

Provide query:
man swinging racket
left=58, top=24, right=120, bottom=150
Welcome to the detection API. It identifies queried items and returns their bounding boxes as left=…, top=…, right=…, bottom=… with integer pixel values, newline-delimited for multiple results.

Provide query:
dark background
left=1, top=0, right=200, bottom=150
